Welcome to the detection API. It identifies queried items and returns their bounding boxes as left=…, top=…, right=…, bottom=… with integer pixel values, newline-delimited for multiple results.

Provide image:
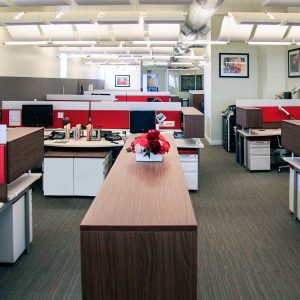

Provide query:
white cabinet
left=180, top=154, right=198, bottom=190
left=44, top=158, right=74, bottom=196
left=247, top=140, right=270, bottom=171
left=43, top=151, right=112, bottom=197
left=0, top=196, right=25, bottom=263
left=289, top=168, right=300, bottom=218
left=74, top=158, right=104, bottom=197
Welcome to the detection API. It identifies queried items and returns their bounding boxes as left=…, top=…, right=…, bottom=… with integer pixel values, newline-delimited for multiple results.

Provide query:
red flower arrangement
left=127, top=130, right=170, bottom=158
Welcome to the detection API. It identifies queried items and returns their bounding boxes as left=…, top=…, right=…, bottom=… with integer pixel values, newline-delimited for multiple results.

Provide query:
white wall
left=102, top=65, right=141, bottom=91
left=208, top=44, right=259, bottom=144
left=0, top=28, right=60, bottom=78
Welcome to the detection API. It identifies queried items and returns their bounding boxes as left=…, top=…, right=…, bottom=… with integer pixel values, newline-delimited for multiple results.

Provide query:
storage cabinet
left=44, top=150, right=112, bottom=197
left=247, top=140, right=270, bottom=171
left=180, top=154, right=198, bottom=190
left=181, top=107, right=204, bottom=138
left=289, top=168, right=300, bottom=218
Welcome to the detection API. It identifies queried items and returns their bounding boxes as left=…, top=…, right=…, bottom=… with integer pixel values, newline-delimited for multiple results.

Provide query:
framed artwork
left=219, top=53, right=249, bottom=78
left=115, top=75, right=130, bottom=87
left=180, top=75, right=203, bottom=91
left=288, top=48, right=300, bottom=78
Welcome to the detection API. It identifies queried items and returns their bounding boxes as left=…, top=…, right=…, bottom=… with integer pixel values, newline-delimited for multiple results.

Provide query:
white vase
left=136, top=152, right=163, bottom=162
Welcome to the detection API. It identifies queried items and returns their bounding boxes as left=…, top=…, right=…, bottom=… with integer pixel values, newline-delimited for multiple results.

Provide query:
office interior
left=1, top=0, right=300, bottom=299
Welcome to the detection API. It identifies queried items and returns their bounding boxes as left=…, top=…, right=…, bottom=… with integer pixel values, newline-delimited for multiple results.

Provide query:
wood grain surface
left=7, top=127, right=44, bottom=183
left=81, top=230, right=197, bottom=300
left=282, top=120, right=300, bottom=155
left=80, top=134, right=197, bottom=230
left=236, top=107, right=262, bottom=128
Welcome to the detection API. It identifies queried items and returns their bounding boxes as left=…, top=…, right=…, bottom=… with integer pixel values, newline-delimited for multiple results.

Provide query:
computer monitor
left=130, top=111, right=156, bottom=133
left=22, top=105, right=53, bottom=127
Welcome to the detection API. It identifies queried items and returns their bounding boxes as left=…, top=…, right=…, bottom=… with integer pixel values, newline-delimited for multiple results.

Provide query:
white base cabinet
left=0, top=195, right=26, bottom=263
left=289, top=168, right=300, bottom=219
left=43, top=151, right=112, bottom=197
left=180, top=154, right=198, bottom=190
left=247, top=140, right=270, bottom=171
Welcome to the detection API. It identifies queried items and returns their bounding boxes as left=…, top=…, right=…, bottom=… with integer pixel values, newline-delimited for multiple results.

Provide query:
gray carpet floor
left=0, top=143, right=300, bottom=299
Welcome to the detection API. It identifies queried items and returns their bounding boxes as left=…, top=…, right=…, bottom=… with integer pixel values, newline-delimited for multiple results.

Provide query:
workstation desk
left=236, top=128, right=281, bottom=171
left=80, top=134, right=198, bottom=299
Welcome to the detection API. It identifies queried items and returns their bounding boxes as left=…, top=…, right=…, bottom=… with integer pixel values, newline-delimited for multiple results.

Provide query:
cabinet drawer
left=180, top=154, right=198, bottom=162
left=182, top=162, right=198, bottom=172
left=184, top=172, right=198, bottom=190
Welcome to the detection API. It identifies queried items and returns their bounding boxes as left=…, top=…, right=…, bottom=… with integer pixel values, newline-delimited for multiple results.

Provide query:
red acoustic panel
left=91, top=111, right=129, bottom=129
left=2, top=110, right=9, bottom=126
left=0, top=145, right=5, bottom=184
left=178, top=149, right=198, bottom=155
left=116, top=95, right=170, bottom=102
left=258, top=106, right=300, bottom=123
left=52, top=110, right=89, bottom=128
left=157, top=111, right=181, bottom=129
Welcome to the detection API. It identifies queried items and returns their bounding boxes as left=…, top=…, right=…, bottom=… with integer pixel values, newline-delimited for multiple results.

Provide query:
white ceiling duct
left=263, top=0, right=300, bottom=6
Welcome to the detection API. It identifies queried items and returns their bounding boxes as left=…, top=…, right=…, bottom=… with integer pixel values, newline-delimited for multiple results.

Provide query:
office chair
left=275, top=136, right=290, bottom=172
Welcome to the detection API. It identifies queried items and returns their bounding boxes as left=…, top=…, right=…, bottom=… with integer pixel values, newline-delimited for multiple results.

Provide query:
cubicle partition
left=236, top=100, right=300, bottom=128
left=2, top=100, right=181, bottom=130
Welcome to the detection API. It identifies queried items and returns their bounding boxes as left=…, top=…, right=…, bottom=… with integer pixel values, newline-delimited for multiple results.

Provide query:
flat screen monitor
left=22, top=105, right=53, bottom=127
left=130, top=111, right=156, bottom=133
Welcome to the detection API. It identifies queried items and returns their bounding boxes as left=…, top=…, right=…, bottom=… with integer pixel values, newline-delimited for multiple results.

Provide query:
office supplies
left=104, top=132, right=122, bottom=142
left=90, top=129, right=101, bottom=141
left=48, top=131, right=65, bottom=140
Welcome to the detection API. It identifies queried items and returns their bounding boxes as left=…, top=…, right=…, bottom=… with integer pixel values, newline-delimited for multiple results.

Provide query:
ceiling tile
left=6, top=25, right=42, bottom=40
left=75, top=0, right=130, bottom=4
left=113, top=24, right=144, bottom=41
left=251, top=24, right=288, bottom=42
left=76, top=23, right=111, bottom=41
left=13, top=0, right=70, bottom=5
left=139, top=0, right=192, bottom=4
left=40, top=24, right=76, bottom=40
left=148, top=24, right=180, bottom=41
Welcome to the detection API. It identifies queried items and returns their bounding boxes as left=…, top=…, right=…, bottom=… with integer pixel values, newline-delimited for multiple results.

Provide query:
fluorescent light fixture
left=55, top=12, right=64, bottom=19
left=97, top=12, right=139, bottom=24
left=247, top=41, right=292, bottom=45
left=52, top=40, right=97, bottom=45
left=3, top=41, right=48, bottom=45
left=170, top=62, right=193, bottom=65
left=13, top=0, right=71, bottom=5
left=75, top=0, right=130, bottom=4
left=263, top=0, right=300, bottom=6
left=144, top=12, right=185, bottom=24
left=229, top=12, right=281, bottom=25
left=182, top=40, right=228, bottom=45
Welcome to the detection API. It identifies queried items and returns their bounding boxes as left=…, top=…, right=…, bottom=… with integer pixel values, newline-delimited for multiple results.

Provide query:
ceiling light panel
left=76, top=24, right=111, bottom=41
left=219, top=15, right=253, bottom=42
left=152, top=47, right=173, bottom=55
left=268, top=12, right=300, bottom=26
left=6, top=25, right=42, bottom=40
left=229, top=12, right=281, bottom=25
left=139, top=0, right=192, bottom=4
left=144, top=12, right=185, bottom=24
left=113, top=24, right=144, bottom=41
left=263, top=0, right=300, bottom=6
left=250, top=24, right=288, bottom=42
left=284, top=26, right=300, bottom=42
left=0, top=0, right=12, bottom=6
left=13, top=0, right=71, bottom=5
left=3, top=12, right=50, bottom=25
left=40, top=24, right=75, bottom=40
left=50, top=12, right=96, bottom=24
left=148, top=24, right=180, bottom=41
left=75, top=0, right=130, bottom=4
left=97, top=12, right=139, bottom=24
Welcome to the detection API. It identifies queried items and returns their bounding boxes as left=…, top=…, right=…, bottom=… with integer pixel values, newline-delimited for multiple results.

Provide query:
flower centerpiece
left=127, top=130, right=170, bottom=162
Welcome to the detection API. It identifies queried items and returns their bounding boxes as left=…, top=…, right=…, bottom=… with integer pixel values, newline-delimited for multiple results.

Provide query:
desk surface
left=237, top=128, right=281, bottom=138
left=284, top=157, right=300, bottom=170
left=80, top=134, right=197, bottom=230
left=44, top=138, right=124, bottom=148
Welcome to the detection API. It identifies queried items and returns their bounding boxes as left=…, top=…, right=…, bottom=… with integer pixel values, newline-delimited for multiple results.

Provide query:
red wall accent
left=116, top=95, right=170, bottom=102
left=258, top=106, right=300, bottom=123
left=91, top=111, right=129, bottom=129
left=0, top=145, right=5, bottom=184
left=157, top=111, right=181, bottom=129
left=178, top=149, right=198, bottom=155
left=52, top=110, right=89, bottom=128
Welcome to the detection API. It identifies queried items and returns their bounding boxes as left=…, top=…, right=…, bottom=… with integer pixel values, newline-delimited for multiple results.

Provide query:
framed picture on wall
left=219, top=53, right=249, bottom=78
left=288, top=48, right=300, bottom=78
left=180, top=75, right=203, bottom=91
left=115, top=75, right=130, bottom=87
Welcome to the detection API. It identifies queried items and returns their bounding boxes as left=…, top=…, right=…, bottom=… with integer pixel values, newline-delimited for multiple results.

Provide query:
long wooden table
left=80, top=134, right=198, bottom=300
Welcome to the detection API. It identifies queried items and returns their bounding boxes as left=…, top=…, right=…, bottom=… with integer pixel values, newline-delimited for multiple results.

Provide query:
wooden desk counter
left=80, top=134, right=197, bottom=300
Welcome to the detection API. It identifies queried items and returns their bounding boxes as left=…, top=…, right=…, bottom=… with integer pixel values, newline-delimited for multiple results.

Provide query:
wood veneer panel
left=282, top=120, right=300, bottom=155
left=0, top=185, right=7, bottom=202
left=182, top=108, right=204, bottom=138
left=81, top=134, right=197, bottom=230
left=81, top=230, right=197, bottom=300
left=236, top=107, right=262, bottom=128
left=189, top=93, right=204, bottom=111
left=7, top=128, right=44, bottom=183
